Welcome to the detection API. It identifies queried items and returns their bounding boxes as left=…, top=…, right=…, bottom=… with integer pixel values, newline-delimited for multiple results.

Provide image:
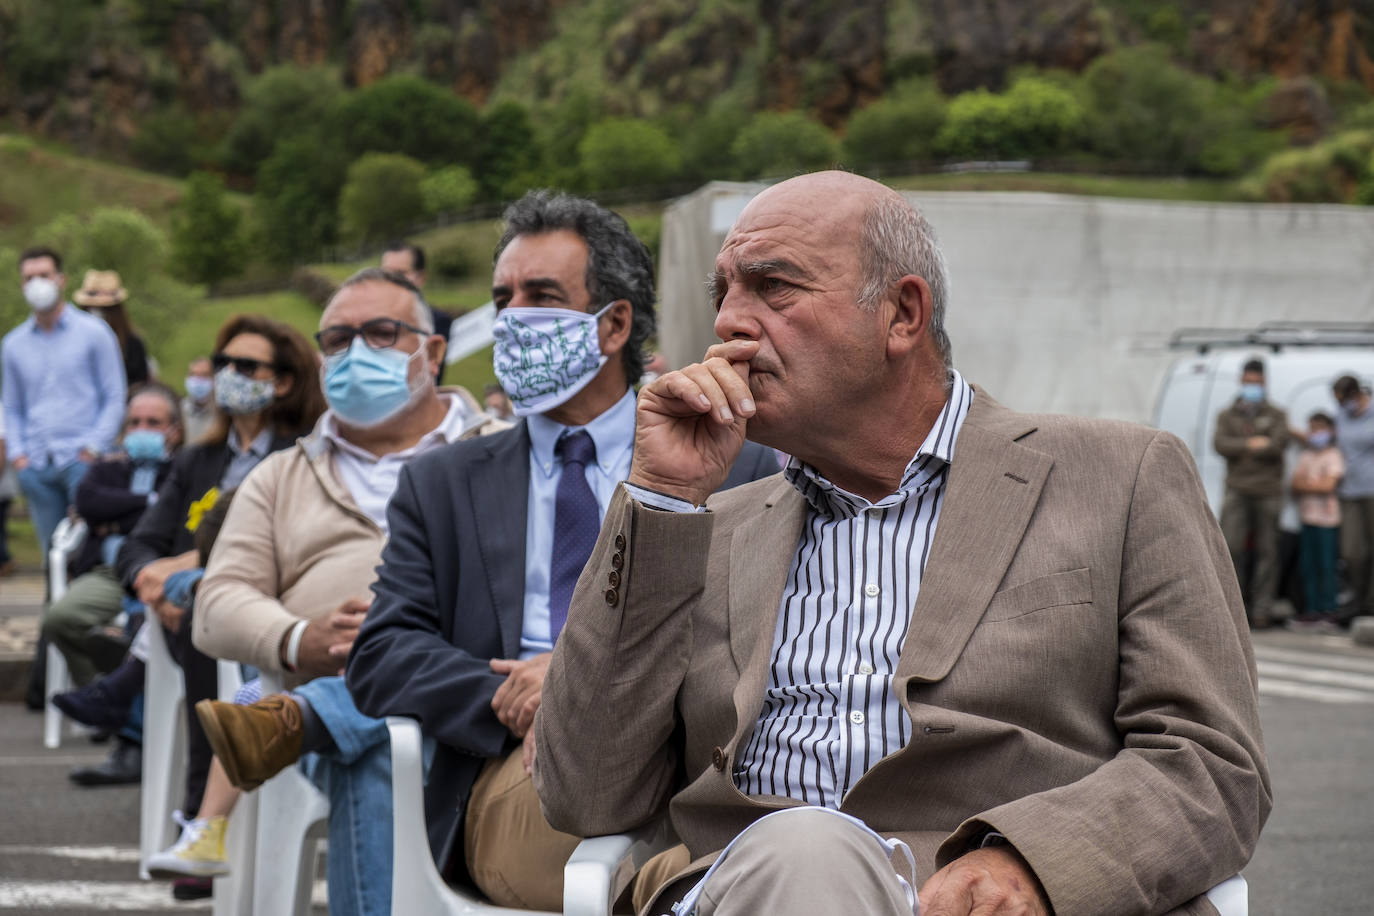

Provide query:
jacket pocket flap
left=984, top=567, right=1092, bottom=621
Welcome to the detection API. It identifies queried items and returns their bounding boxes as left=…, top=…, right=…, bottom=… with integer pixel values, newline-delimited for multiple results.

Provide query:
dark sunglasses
left=314, top=317, right=429, bottom=356
left=211, top=353, right=283, bottom=377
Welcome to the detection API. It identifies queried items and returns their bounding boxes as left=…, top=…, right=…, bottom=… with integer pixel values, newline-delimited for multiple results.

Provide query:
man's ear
left=887, top=275, right=932, bottom=357
left=425, top=333, right=447, bottom=379
left=599, top=300, right=634, bottom=356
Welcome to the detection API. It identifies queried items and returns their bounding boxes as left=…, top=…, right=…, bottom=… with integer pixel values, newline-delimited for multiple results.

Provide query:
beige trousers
left=464, top=745, right=582, bottom=910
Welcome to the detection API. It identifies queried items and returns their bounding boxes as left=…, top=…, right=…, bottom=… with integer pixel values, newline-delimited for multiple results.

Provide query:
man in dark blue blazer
left=347, top=190, right=778, bottom=909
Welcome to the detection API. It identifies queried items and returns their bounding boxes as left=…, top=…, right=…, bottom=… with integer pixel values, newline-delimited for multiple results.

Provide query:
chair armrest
left=1205, top=874, right=1248, bottom=916
left=563, top=816, right=677, bottom=916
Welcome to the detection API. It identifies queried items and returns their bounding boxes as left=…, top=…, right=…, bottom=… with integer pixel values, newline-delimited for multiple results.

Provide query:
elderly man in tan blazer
left=535, top=171, right=1270, bottom=916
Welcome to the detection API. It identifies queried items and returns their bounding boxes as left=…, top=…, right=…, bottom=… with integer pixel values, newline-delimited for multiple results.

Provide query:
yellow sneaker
left=146, top=812, right=230, bottom=878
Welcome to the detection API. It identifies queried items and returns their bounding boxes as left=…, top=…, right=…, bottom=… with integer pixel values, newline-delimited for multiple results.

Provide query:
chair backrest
left=43, top=518, right=91, bottom=749
left=138, top=622, right=188, bottom=880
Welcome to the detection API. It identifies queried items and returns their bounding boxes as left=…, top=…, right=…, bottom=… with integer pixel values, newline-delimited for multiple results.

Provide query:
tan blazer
left=536, top=389, right=1270, bottom=916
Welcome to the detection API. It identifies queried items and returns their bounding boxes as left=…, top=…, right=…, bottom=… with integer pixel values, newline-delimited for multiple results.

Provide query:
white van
left=1152, top=322, right=1374, bottom=524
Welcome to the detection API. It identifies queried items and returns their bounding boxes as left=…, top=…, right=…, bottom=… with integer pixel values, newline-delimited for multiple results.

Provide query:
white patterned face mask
left=491, top=303, right=611, bottom=417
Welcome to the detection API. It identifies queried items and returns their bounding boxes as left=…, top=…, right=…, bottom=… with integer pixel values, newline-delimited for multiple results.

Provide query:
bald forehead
left=321, top=279, right=415, bottom=328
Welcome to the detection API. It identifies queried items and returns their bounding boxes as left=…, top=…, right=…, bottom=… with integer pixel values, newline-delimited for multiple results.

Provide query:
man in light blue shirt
left=3, top=246, right=127, bottom=557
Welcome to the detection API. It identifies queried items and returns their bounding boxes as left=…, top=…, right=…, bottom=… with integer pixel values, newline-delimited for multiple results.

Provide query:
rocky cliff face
left=4, top=0, right=1374, bottom=154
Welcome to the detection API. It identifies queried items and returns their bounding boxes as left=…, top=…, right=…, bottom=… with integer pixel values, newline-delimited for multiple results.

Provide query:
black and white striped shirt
left=733, top=372, right=974, bottom=807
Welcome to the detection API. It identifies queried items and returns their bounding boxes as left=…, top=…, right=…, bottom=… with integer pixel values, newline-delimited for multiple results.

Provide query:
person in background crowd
left=4, top=247, right=126, bottom=559
left=1289, top=411, right=1346, bottom=631
left=1213, top=358, right=1290, bottom=629
left=346, top=191, right=778, bottom=910
left=0, top=409, right=15, bottom=577
left=181, top=357, right=215, bottom=444
left=73, top=269, right=153, bottom=386
left=47, top=384, right=182, bottom=787
left=114, top=313, right=325, bottom=902
left=1333, top=375, right=1374, bottom=621
left=381, top=240, right=453, bottom=384
left=481, top=383, right=514, bottom=420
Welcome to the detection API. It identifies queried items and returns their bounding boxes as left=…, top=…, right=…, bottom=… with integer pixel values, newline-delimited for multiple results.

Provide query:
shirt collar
left=319, top=393, right=478, bottom=463
left=26, top=304, right=73, bottom=333
left=785, top=369, right=974, bottom=519
left=227, top=425, right=274, bottom=459
left=527, top=387, right=637, bottom=479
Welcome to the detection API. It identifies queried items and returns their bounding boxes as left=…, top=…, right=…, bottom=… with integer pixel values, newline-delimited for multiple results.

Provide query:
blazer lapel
left=467, top=424, right=531, bottom=658
left=897, top=394, right=1054, bottom=683
left=727, top=479, right=807, bottom=735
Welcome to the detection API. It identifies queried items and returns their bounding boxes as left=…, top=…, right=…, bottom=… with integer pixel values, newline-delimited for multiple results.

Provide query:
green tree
left=252, top=136, right=349, bottom=265
left=420, top=165, right=480, bottom=216
left=331, top=75, right=480, bottom=167
left=936, top=77, right=1082, bottom=160
left=338, top=153, right=428, bottom=243
left=843, top=81, right=948, bottom=170
left=578, top=118, right=683, bottom=191
left=474, top=101, right=542, bottom=201
left=171, top=172, right=248, bottom=285
left=674, top=100, right=753, bottom=182
left=38, top=207, right=168, bottom=289
left=730, top=112, right=841, bottom=179
left=221, top=66, right=343, bottom=176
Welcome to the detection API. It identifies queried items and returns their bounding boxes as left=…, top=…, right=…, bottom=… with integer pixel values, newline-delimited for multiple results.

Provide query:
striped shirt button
left=849, top=711, right=865, bottom=725
left=864, top=583, right=880, bottom=598
left=858, top=662, right=874, bottom=675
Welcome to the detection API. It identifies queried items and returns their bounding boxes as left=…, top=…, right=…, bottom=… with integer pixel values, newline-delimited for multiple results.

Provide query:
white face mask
left=491, top=303, right=612, bottom=417
left=23, top=277, right=60, bottom=312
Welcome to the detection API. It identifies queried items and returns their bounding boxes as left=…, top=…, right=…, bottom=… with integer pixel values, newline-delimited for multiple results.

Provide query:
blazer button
left=614, top=533, right=626, bottom=551
left=611, top=552, right=625, bottom=570
left=604, top=587, right=619, bottom=606
left=608, top=570, right=621, bottom=588
left=712, top=747, right=727, bottom=771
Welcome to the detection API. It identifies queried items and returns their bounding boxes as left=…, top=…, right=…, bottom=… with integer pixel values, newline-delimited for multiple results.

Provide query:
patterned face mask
left=213, top=365, right=276, bottom=416
left=491, top=303, right=612, bottom=417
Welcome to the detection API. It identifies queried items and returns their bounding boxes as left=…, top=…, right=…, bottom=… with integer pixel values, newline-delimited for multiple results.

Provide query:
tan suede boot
left=195, top=695, right=305, bottom=790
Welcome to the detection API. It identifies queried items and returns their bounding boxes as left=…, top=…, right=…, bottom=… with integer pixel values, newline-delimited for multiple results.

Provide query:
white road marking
left=0, top=882, right=209, bottom=910
left=1258, top=678, right=1374, bottom=705
left=0, top=845, right=141, bottom=862
left=0, top=755, right=110, bottom=767
left=1256, top=659, right=1374, bottom=692
left=1253, top=644, right=1374, bottom=675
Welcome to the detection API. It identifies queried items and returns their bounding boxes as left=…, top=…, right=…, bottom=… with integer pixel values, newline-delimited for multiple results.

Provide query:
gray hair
left=856, top=195, right=953, bottom=373
left=494, top=190, right=657, bottom=385
left=330, top=267, right=434, bottom=333
left=126, top=382, right=183, bottom=429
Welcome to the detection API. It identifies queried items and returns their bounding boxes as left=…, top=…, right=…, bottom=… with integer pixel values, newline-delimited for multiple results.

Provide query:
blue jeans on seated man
left=18, top=459, right=89, bottom=557
left=294, top=675, right=396, bottom=916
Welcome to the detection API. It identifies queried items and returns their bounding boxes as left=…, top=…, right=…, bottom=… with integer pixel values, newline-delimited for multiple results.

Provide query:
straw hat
left=72, top=269, right=128, bottom=307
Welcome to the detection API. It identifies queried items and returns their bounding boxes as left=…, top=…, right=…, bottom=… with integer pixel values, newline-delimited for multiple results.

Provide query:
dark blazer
left=69, top=455, right=173, bottom=577
left=115, top=433, right=298, bottom=591
left=346, top=422, right=778, bottom=879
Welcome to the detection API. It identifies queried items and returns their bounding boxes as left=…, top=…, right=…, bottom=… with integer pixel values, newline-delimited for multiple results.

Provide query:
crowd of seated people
left=16, top=180, right=1274, bottom=916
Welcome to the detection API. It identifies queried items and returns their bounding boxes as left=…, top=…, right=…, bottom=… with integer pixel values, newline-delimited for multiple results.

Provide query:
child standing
left=1290, top=412, right=1346, bottom=630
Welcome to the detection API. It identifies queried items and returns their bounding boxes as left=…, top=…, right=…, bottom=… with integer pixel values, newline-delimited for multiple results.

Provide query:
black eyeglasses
left=314, top=318, right=429, bottom=356
left=211, top=353, right=282, bottom=377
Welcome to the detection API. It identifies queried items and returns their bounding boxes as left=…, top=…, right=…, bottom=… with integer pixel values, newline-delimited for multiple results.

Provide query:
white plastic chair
left=212, top=660, right=256, bottom=916
left=249, top=671, right=330, bottom=916
left=386, top=717, right=677, bottom=916
left=1207, top=874, right=1248, bottom=916
left=139, top=620, right=188, bottom=880
left=43, top=517, right=88, bottom=749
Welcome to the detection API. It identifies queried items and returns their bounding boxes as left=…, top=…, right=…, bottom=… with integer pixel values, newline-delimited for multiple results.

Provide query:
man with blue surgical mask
left=180, top=356, right=216, bottom=445
left=1214, top=357, right=1290, bottom=628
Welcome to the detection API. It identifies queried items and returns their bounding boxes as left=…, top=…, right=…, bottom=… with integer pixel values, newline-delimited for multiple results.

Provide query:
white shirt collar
left=319, top=393, right=477, bottom=463
left=526, top=388, right=637, bottom=479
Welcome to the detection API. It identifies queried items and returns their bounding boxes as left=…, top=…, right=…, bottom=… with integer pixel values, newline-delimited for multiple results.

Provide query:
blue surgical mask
left=185, top=376, right=213, bottom=403
left=1240, top=383, right=1264, bottom=404
left=1309, top=430, right=1333, bottom=449
left=124, top=429, right=167, bottom=462
left=492, top=303, right=611, bottom=417
left=323, top=337, right=426, bottom=428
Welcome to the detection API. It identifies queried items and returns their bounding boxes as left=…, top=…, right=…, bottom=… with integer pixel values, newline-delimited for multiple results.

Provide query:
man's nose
left=713, top=290, right=759, bottom=343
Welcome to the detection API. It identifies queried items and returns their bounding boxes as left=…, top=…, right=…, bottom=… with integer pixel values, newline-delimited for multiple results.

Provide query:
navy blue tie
left=549, top=430, right=599, bottom=643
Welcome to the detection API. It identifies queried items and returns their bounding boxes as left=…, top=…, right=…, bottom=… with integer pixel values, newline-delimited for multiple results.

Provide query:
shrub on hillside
left=428, top=243, right=474, bottom=281
left=936, top=76, right=1082, bottom=160
left=730, top=111, right=841, bottom=179
left=38, top=207, right=168, bottom=289
left=331, top=75, right=480, bottom=168
left=131, top=106, right=207, bottom=176
left=674, top=100, right=752, bottom=182
left=171, top=172, right=248, bottom=286
left=1253, top=131, right=1374, bottom=202
left=579, top=118, right=683, bottom=191
left=474, top=101, right=542, bottom=201
left=420, top=166, right=480, bottom=216
left=221, top=66, right=343, bottom=176
left=843, top=81, right=947, bottom=170
left=338, top=153, right=428, bottom=244
left=252, top=136, right=348, bottom=265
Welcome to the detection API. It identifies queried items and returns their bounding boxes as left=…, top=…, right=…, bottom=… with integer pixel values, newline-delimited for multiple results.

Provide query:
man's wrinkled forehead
left=320, top=279, right=410, bottom=329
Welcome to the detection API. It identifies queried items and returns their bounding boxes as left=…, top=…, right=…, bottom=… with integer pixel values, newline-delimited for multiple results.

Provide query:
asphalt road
left=0, top=629, right=1371, bottom=914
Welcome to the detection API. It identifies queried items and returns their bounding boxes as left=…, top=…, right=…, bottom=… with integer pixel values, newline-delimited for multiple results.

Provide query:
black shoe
left=171, top=876, right=214, bottom=900
left=83, top=625, right=132, bottom=674
left=52, top=679, right=133, bottom=731
left=69, top=738, right=141, bottom=786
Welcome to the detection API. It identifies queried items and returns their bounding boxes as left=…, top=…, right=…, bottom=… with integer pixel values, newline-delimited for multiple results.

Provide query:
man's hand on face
left=628, top=339, right=759, bottom=506
left=489, top=652, right=552, bottom=738
left=917, top=846, right=1050, bottom=916
left=134, top=551, right=198, bottom=609
left=290, top=598, right=369, bottom=678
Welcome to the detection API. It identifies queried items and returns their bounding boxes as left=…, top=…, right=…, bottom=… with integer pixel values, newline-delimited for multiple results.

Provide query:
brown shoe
left=195, top=695, right=304, bottom=791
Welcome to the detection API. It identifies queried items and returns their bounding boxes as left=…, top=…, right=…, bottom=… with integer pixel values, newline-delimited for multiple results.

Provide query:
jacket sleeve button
left=611, top=552, right=624, bottom=570
left=604, top=588, right=619, bottom=606
left=608, top=570, right=621, bottom=588
left=712, top=747, right=727, bottom=771
left=614, top=533, right=626, bottom=551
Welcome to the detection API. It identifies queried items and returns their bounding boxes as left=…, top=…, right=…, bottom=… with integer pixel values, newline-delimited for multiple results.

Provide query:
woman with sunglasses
left=102, top=313, right=325, bottom=900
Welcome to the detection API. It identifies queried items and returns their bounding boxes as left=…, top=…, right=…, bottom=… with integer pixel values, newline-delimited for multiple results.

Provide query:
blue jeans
left=295, top=676, right=392, bottom=916
left=18, top=460, right=89, bottom=558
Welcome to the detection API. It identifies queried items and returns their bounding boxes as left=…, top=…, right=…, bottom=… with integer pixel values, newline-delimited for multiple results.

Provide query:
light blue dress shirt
left=1, top=304, right=126, bottom=466
left=519, top=388, right=637, bottom=657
